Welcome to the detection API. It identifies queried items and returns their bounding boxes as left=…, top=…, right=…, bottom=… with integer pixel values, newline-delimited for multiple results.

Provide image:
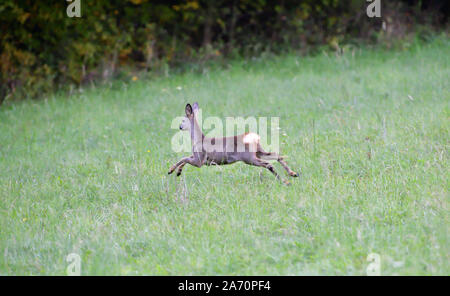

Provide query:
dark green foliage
left=0, top=0, right=447, bottom=101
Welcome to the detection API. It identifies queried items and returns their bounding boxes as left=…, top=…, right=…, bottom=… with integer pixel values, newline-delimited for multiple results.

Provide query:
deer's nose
left=179, top=125, right=183, bottom=130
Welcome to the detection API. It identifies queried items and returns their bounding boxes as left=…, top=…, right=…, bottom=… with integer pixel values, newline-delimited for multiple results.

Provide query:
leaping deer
left=168, top=102, right=298, bottom=185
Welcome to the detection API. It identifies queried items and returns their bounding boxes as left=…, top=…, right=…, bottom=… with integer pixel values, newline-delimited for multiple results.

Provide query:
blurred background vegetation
left=0, top=0, right=448, bottom=103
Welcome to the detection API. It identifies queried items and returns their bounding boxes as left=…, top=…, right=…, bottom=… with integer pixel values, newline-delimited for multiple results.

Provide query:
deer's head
left=179, top=102, right=199, bottom=131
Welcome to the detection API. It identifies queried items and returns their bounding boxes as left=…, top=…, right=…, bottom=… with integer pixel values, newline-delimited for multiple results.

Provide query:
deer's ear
left=192, top=102, right=199, bottom=111
left=185, top=104, right=193, bottom=117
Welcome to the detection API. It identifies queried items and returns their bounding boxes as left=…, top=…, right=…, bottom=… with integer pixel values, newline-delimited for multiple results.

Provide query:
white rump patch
left=243, top=132, right=260, bottom=144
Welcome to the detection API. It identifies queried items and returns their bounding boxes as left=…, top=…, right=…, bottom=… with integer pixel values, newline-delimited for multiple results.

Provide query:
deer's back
left=202, top=133, right=260, bottom=165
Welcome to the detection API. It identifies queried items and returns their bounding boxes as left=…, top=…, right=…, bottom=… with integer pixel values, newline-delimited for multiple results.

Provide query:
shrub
left=0, top=0, right=447, bottom=102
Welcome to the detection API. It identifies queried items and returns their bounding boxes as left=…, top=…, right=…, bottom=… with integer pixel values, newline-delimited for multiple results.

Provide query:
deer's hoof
left=176, top=172, right=182, bottom=176
left=289, top=172, right=298, bottom=177
left=168, top=170, right=173, bottom=175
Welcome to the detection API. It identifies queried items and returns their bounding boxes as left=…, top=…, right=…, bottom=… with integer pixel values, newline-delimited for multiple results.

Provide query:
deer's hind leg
left=278, top=158, right=298, bottom=177
left=257, top=145, right=298, bottom=177
left=246, top=157, right=291, bottom=185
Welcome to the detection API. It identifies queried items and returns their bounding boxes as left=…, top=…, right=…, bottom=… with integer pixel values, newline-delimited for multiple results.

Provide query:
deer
left=168, top=102, right=298, bottom=185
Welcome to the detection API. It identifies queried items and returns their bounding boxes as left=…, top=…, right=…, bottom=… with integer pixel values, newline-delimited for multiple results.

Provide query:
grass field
left=0, top=38, right=448, bottom=275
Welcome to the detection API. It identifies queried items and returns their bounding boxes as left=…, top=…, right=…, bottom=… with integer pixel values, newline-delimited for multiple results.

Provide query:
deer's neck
left=191, top=118, right=204, bottom=148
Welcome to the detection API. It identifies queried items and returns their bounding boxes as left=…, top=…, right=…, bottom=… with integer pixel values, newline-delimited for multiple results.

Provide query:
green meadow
left=0, top=38, right=448, bottom=275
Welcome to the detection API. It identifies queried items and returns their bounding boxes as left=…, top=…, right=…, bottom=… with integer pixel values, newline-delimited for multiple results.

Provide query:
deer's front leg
left=176, top=162, right=186, bottom=176
left=168, top=156, right=202, bottom=175
left=247, top=158, right=291, bottom=185
left=168, top=156, right=190, bottom=175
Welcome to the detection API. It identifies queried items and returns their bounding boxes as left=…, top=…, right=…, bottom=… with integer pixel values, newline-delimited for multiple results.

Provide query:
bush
left=0, top=0, right=447, bottom=102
